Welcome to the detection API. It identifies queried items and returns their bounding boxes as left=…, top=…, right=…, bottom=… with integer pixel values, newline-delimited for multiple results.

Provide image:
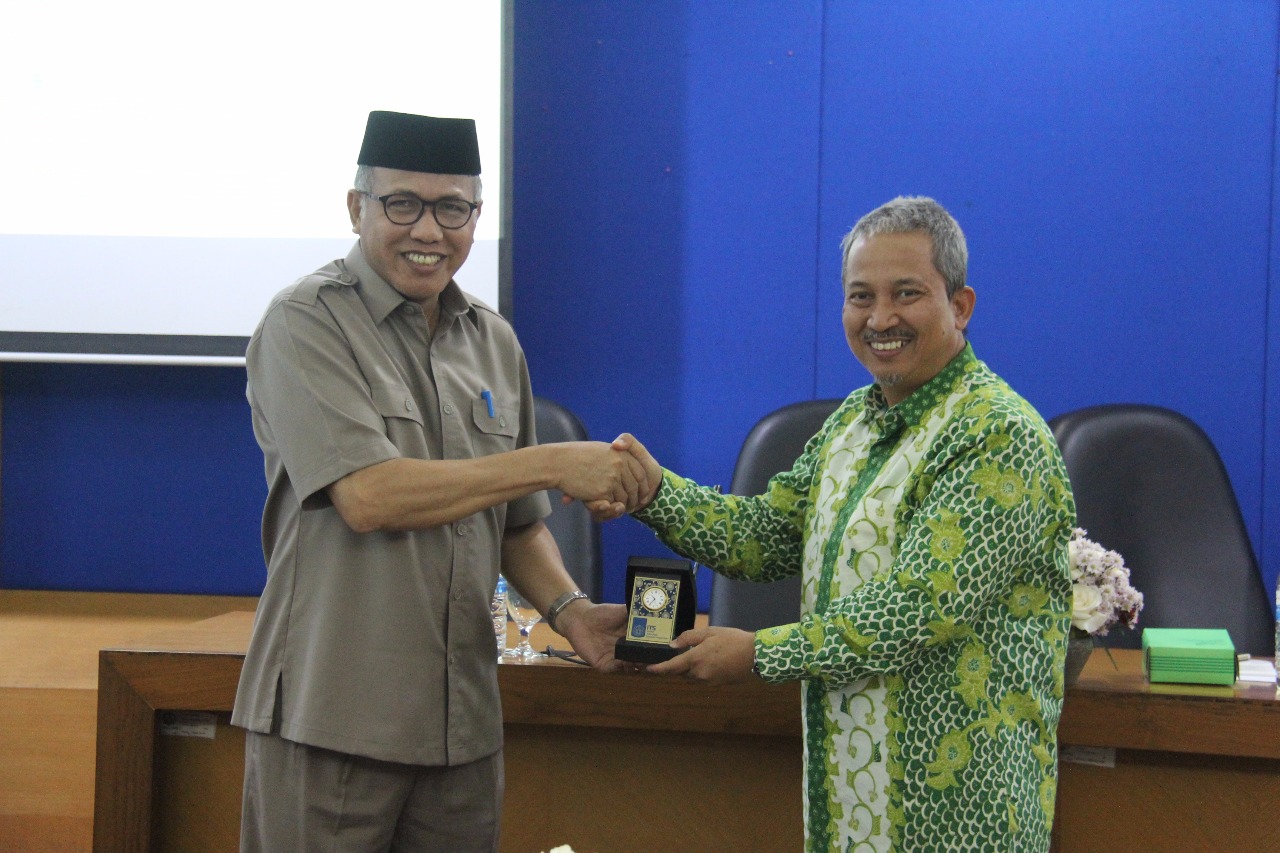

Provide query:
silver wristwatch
left=546, top=589, right=590, bottom=634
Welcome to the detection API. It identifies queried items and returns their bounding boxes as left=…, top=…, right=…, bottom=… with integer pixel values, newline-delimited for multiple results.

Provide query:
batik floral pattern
left=636, top=345, right=1075, bottom=852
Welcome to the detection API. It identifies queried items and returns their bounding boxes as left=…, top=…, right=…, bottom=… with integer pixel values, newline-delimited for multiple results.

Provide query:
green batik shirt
left=635, top=345, right=1075, bottom=852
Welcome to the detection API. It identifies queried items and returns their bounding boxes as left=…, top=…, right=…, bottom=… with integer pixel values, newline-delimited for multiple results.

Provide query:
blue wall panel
left=678, top=2, right=825, bottom=483
left=671, top=4, right=827, bottom=609
left=1, top=364, right=265, bottom=594
left=512, top=1, right=693, bottom=601
left=514, top=2, right=828, bottom=609
left=814, top=2, right=1275, bottom=587
left=1266, top=62, right=1280, bottom=613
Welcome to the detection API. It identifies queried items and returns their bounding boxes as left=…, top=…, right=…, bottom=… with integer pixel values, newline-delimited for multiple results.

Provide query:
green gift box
left=1141, top=627, right=1237, bottom=686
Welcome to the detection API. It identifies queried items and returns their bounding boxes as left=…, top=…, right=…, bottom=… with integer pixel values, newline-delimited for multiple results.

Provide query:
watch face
left=641, top=585, right=669, bottom=613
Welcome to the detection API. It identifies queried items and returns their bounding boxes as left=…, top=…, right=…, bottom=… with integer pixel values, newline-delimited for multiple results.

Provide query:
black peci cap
left=357, top=111, right=481, bottom=175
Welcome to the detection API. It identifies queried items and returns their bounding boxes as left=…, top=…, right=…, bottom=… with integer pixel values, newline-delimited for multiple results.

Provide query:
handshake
left=551, top=434, right=658, bottom=521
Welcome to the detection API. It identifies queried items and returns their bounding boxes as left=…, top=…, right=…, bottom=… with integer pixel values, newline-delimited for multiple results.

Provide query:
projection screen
left=0, top=0, right=504, bottom=365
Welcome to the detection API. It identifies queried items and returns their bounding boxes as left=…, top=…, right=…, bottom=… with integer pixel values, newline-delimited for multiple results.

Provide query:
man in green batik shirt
left=610, top=197, right=1076, bottom=851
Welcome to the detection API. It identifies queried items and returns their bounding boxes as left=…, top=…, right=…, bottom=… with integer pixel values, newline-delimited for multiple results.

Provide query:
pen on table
left=481, top=389, right=495, bottom=418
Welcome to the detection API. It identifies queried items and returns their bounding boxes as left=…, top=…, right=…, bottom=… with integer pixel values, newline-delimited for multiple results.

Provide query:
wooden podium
left=93, top=613, right=1280, bottom=852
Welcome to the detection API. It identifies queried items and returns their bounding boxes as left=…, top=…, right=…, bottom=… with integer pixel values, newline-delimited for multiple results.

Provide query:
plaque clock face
left=640, top=584, right=669, bottom=613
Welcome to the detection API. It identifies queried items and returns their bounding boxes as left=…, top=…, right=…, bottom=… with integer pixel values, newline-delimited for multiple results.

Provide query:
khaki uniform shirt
left=231, top=243, right=549, bottom=766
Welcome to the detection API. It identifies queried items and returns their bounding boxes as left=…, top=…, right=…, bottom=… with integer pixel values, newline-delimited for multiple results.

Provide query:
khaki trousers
left=240, top=730, right=503, bottom=853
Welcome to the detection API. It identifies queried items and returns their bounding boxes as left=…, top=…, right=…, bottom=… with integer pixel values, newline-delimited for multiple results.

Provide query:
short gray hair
left=352, top=164, right=483, bottom=200
left=353, top=164, right=375, bottom=194
left=840, top=196, right=967, bottom=297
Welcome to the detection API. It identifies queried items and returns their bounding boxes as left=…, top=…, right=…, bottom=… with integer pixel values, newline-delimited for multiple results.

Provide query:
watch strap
left=546, top=589, right=590, bottom=634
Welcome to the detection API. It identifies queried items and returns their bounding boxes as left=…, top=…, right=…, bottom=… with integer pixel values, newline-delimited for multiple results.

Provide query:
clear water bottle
left=492, top=576, right=509, bottom=661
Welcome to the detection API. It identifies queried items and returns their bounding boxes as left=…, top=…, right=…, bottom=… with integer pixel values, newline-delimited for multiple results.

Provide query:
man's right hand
left=575, top=433, right=662, bottom=521
left=552, top=441, right=653, bottom=517
left=611, top=434, right=661, bottom=505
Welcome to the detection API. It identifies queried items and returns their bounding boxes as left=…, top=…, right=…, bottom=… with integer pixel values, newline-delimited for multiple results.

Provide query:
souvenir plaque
left=615, top=557, right=697, bottom=664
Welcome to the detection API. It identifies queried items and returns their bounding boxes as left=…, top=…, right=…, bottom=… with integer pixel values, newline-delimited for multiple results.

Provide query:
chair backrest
left=709, top=399, right=844, bottom=630
left=1050, top=404, right=1272, bottom=654
left=533, top=396, right=604, bottom=601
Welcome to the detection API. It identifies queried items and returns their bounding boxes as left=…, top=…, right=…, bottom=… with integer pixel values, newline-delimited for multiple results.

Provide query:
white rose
left=1071, top=583, right=1108, bottom=634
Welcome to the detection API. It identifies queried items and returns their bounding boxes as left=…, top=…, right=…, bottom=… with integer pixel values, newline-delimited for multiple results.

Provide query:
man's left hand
left=643, top=626, right=756, bottom=685
left=556, top=601, right=631, bottom=673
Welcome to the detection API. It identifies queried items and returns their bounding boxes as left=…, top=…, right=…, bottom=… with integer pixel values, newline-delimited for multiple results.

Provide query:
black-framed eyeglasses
left=360, top=191, right=479, bottom=229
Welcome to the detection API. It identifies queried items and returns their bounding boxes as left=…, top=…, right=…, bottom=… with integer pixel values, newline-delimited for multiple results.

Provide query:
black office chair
left=533, top=395, right=604, bottom=601
left=708, top=399, right=844, bottom=631
left=1049, top=404, right=1272, bottom=655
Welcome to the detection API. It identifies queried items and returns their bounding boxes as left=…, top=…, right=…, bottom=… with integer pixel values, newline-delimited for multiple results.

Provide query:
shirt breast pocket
left=471, top=397, right=518, bottom=454
left=370, top=383, right=425, bottom=427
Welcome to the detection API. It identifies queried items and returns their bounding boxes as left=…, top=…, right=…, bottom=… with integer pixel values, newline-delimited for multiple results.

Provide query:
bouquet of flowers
left=1068, top=528, right=1144, bottom=638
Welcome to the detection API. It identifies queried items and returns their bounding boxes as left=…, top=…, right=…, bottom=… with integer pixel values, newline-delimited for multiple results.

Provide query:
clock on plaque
left=615, top=556, right=697, bottom=664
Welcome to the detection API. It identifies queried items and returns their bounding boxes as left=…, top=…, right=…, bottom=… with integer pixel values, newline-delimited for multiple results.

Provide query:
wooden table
left=94, top=614, right=1280, bottom=852
left=1053, top=647, right=1280, bottom=851
left=92, top=612, right=802, bottom=853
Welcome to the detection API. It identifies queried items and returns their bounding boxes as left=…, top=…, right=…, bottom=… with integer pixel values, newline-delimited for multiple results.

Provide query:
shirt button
left=404, top=399, right=413, bottom=412
left=499, top=416, right=507, bottom=428
left=338, top=273, right=356, bottom=284
left=456, top=523, right=469, bottom=537
left=443, top=403, right=455, bottom=415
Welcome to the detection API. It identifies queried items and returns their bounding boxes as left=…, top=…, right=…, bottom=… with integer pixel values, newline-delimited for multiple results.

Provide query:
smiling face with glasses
left=346, top=167, right=483, bottom=312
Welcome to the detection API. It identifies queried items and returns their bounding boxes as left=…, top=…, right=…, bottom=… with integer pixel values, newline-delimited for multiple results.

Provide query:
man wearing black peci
left=232, top=111, right=646, bottom=852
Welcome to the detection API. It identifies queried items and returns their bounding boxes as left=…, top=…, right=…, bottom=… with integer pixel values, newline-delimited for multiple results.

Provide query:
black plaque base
left=615, top=637, right=686, bottom=664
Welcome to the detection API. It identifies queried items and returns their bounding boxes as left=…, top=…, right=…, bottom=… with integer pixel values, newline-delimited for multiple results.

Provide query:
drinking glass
left=504, top=586, right=546, bottom=659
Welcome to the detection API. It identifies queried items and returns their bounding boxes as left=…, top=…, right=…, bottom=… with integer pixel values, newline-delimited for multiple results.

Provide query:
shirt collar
left=862, top=342, right=979, bottom=434
left=339, top=242, right=477, bottom=329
